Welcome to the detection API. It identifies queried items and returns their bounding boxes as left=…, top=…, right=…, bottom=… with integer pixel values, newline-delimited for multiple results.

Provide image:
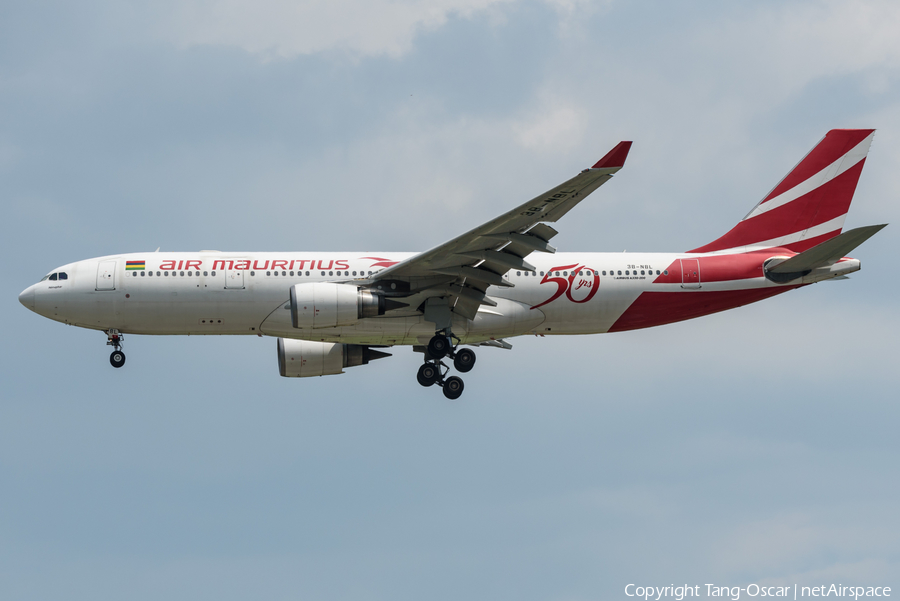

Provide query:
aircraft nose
left=18, top=285, right=35, bottom=311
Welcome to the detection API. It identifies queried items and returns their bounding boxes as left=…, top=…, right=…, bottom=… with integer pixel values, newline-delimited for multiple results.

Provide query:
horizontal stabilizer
left=768, top=224, right=887, bottom=273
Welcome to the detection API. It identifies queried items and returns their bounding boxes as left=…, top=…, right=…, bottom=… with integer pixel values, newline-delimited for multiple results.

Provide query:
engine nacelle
left=277, top=338, right=391, bottom=377
left=289, top=282, right=384, bottom=329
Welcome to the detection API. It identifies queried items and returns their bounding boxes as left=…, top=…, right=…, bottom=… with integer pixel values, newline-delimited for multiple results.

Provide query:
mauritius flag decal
left=125, top=260, right=145, bottom=271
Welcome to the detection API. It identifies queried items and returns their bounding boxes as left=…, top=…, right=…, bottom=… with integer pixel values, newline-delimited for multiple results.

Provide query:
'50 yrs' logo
left=531, top=263, right=599, bottom=310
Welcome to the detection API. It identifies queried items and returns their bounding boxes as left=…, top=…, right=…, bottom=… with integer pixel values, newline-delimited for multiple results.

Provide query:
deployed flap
left=768, top=224, right=887, bottom=273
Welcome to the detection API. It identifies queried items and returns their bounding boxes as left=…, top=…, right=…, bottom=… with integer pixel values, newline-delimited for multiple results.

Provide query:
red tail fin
left=689, top=129, right=875, bottom=253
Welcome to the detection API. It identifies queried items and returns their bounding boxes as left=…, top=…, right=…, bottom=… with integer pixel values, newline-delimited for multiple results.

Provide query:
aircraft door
left=680, top=258, right=700, bottom=289
left=225, top=264, right=245, bottom=289
left=96, top=260, right=117, bottom=290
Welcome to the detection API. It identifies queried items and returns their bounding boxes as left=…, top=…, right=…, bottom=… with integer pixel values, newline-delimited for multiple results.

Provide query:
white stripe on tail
left=690, top=129, right=875, bottom=254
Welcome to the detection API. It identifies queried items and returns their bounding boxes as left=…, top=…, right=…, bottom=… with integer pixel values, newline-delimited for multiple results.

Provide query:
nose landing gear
left=417, top=332, right=474, bottom=399
left=107, top=329, right=126, bottom=368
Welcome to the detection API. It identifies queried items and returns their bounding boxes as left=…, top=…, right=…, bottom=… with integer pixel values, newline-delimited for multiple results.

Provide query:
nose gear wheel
left=106, top=330, right=126, bottom=369
left=110, top=351, right=126, bottom=368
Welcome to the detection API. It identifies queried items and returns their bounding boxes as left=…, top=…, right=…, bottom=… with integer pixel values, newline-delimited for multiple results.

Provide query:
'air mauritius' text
left=158, top=259, right=352, bottom=271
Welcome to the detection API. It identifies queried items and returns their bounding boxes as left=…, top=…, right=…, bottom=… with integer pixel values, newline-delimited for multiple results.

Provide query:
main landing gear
left=417, top=332, right=476, bottom=400
left=107, top=329, right=126, bottom=368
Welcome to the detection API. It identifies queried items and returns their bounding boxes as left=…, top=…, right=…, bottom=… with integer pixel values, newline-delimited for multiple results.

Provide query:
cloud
left=513, top=98, right=586, bottom=151
left=163, top=0, right=516, bottom=59
left=690, top=0, right=900, bottom=99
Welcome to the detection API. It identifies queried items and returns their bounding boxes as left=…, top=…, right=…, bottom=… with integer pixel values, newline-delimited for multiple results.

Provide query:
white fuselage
left=21, top=250, right=859, bottom=347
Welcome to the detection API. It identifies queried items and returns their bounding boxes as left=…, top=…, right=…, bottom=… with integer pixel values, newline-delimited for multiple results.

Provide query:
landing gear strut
left=107, top=329, right=126, bottom=368
left=416, top=331, right=475, bottom=399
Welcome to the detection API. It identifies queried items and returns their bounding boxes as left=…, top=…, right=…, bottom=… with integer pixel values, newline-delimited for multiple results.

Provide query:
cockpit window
left=40, top=274, right=50, bottom=281
left=58, top=272, right=68, bottom=280
left=49, top=273, right=58, bottom=281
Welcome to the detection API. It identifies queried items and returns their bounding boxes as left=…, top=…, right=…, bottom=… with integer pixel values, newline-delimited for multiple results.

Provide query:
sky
left=1, top=1, right=899, bottom=600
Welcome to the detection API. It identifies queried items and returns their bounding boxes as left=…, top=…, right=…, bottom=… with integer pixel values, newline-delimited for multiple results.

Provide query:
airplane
left=18, top=129, right=886, bottom=399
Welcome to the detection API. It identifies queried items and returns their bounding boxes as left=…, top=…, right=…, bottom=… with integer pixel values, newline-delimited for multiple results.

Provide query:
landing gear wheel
left=442, top=376, right=464, bottom=400
left=416, top=363, right=440, bottom=387
left=427, top=335, right=451, bottom=359
left=453, top=348, right=476, bottom=373
left=110, top=350, right=126, bottom=368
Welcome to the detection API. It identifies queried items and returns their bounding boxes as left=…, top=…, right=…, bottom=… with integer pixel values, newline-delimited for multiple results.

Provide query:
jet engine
left=277, top=338, right=391, bottom=377
left=290, top=282, right=385, bottom=329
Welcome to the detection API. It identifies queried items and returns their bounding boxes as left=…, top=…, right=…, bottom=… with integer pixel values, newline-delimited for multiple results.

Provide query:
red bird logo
left=360, top=256, right=400, bottom=268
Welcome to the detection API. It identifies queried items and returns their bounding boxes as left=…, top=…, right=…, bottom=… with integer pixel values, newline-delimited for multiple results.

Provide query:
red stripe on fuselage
left=653, top=251, right=793, bottom=285
left=609, top=286, right=801, bottom=332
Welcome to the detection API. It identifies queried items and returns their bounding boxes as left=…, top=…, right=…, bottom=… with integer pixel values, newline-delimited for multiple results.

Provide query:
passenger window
left=305, top=271, right=310, bottom=276
left=663, top=270, right=668, bottom=275
left=164, top=271, right=169, bottom=276
left=352, top=271, right=357, bottom=276
left=329, top=271, right=334, bottom=276
left=579, top=271, right=583, bottom=276
left=133, top=272, right=137, bottom=277
left=49, top=273, right=58, bottom=281
left=267, top=271, right=272, bottom=276
left=656, top=270, right=660, bottom=275
left=180, top=271, right=184, bottom=276
left=641, top=270, right=645, bottom=275
left=617, top=270, right=622, bottom=275
left=516, top=271, right=521, bottom=276
left=140, top=271, right=145, bottom=277
left=250, top=271, right=255, bottom=276
left=540, top=271, right=544, bottom=276
left=321, top=271, right=326, bottom=276
left=59, top=272, right=68, bottom=280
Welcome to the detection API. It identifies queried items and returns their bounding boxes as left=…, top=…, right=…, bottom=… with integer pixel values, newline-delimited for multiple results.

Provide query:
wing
left=370, top=141, right=632, bottom=320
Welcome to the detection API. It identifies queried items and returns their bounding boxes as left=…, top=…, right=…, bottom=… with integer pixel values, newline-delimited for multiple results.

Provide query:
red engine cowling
left=277, top=338, right=391, bottom=377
